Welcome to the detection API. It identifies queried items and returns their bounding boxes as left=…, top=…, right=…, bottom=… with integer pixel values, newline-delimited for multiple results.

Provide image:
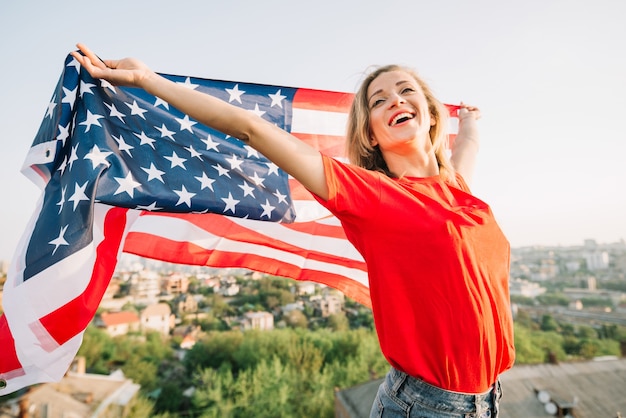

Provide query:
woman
left=72, top=44, right=514, bottom=417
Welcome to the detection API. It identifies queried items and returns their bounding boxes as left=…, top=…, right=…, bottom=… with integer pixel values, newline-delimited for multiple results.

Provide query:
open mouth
left=389, top=112, right=414, bottom=126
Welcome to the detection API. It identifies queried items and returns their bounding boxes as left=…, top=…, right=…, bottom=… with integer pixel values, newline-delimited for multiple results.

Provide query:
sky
left=0, top=0, right=625, bottom=262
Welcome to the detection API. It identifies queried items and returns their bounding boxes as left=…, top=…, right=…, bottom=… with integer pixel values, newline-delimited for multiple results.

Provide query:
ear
left=430, top=114, right=436, bottom=126
left=370, top=136, right=378, bottom=147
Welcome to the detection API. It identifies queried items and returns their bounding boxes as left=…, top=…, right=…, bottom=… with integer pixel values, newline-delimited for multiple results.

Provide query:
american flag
left=0, top=53, right=459, bottom=395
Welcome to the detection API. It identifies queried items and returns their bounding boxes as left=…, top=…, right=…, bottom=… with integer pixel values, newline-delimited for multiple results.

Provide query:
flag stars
left=66, top=57, right=81, bottom=73
left=85, top=145, right=113, bottom=169
left=67, top=145, right=79, bottom=170
left=164, top=151, right=187, bottom=169
left=195, top=172, right=216, bottom=191
left=45, top=95, right=57, bottom=119
left=185, top=145, right=202, bottom=159
left=113, top=172, right=142, bottom=198
left=221, top=192, right=239, bottom=214
left=125, top=100, right=148, bottom=119
left=249, top=171, right=266, bottom=187
left=62, top=87, right=77, bottom=109
left=68, top=181, right=90, bottom=210
left=176, top=115, right=197, bottom=133
left=113, top=134, right=134, bottom=156
left=56, top=186, right=67, bottom=214
left=57, top=123, right=70, bottom=145
left=249, top=103, right=266, bottom=118
left=79, top=110, right=104, bottom=132
left=79, top=80, right=96, bottom=98
left=142, top=163, right=166, bottom=183
left=212, top=164, right=231, bottom=178
left=104, top=102, right=126, bottom=123
left=273, top=189, right=287, bottom=204
left=244, top=145, right=260, bottom=159
left=177, top=77, right=199, bottom=90
left=156, top=123, right=176, bottom=140
left=154, top=97, right=169, bottom=109
left=174, top=185, right=196, bottom=207
left=226, top=155, right=244, bottom=171
left=202, top=135, right=220, bottom=152
left=268, top=89, right=286, bottom=108
left=100, top=79, right=116, bottom=93
left=265, top=162, right=280, bottom=176
left=49, top=225, right=70, bottom=255
left=136, top=201, right=162, bottom=211
left=226, top=84, right=245, bottom=104
left=133, top=131, right=156, bottom=149
left=239, top=181, right=255, bottom=198
left=260, top=199, right=275, bottom=219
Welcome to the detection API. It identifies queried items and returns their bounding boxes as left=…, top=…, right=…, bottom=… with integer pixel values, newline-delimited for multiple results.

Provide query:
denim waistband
left=385, top=367, right=500, bottom=415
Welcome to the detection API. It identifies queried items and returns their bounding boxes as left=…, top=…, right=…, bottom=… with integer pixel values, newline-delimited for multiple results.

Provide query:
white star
left=176, top=115, right=197, bottom=133
left=68, top=181, right=90, bottom=210
left=268, top=89, right=286, bottom=108
left=66, top=57, right=81, bottom=73
left=79, top=110, right=104, bottom=132
left=45, top=95, right=57, bottom=119
left=202, top=135, right=220, bottom=152
left=273, top=189, right=287, bottom=204
left=62, top=87, right=77, bottom=109
left=105, top=102, right=126, bottom=122
left=221, top=192, right=239, bottom=214
left=164, top=151, right=187, bottom=169
left=244, top=145, right=260, bottom=159
left=265, top=162, right=280, bottom=176
left=67, top=145, right=79, bottom=170
left=195, top=172, right=216, bottom=191
left=57, top=123, right=70, bottom=145
left=225, top=154, right=244, bottom=171
left=226, top=84, right=245, bottom=103
left=133, top=131, right=156, bottom=149
left=177, top=77, right=199, bottom=90
left=156, top=123, right=176, bottom=140
left=142, top=163, right=166, bottom=183
left=136, top=201, right=162, bottom=211
left=57, top=156, right=67, bottom=176
left=125, top=100, right=148, bottom=119
left=154, top=97, right=169, bottom=109
left=114, top=172, right=142, bottom=197
left=100, top=79, right=116, bottom=93
left=260, top=199, right=275, bottom=219
left=113, top=134, right=134, bottom=156
left=79, top=80, right=96, bottom=98
left=49, top=225, right=69, bottom=255
left=249, top=103, right=266, bottom=118
left=174, top=185, right=196, bottom=207
left=238, top=181, right=255, bottom=198
left=85, top=145, right=113, bottom=169
left=212, top=164, right=231, bottom=178
left=185, top=145, right=202, bottom=159
left=250, top=171, right=266, bottom=187
left=56, top=186, right=67, bottom=214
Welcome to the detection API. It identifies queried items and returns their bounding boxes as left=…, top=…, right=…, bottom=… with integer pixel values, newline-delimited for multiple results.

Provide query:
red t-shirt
left=314, top=155, right=515, bottom=393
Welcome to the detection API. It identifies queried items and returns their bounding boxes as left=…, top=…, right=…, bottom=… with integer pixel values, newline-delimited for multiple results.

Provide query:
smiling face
left=366, top=70, right=434, bottom=153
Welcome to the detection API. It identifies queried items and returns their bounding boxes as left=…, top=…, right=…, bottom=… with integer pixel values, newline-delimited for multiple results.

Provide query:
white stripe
left=129, top=215, right=368, bottom=287
left=291, top=108, right=348, bottom=137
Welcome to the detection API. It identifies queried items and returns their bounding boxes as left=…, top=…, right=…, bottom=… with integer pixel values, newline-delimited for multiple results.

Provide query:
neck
left=384, top=150, right=439, bottom=178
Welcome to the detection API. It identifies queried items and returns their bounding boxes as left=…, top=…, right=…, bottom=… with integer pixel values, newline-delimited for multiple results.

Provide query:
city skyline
left=1, top=1, right=625, bottom=262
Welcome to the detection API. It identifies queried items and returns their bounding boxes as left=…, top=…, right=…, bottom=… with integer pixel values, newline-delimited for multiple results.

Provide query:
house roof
left=334, top=358, right=626, bottom=418
left=142, top=303, right=171, bottom=317
left=99, top=311, right=140, bottom=327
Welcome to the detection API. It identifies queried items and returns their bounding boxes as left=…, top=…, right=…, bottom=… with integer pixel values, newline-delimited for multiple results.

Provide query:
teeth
left=391, top=112, right=413, bottom=126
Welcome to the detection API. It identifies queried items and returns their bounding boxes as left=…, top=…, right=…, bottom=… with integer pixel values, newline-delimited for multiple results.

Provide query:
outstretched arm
left=71, top=43, right=329, bottom=200
left=450, top=104, right=481, bottom=185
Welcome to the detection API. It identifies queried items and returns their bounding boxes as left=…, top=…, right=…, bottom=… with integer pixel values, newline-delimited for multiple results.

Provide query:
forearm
left=450, top=115, right=480, bottom=184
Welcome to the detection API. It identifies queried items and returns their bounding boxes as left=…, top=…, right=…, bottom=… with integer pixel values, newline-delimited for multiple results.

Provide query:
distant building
left=243, top=311, right=274, bottom=331
left=96, top=311, right=141, bottom=337
left=163, top=272, right=189, bottom=295
left=585, top=251, right=610, bottom=270
left=176, top=293, right=198, bottom=315
left=0, top=357, right=140, bottom=418
left=140, top=303, right=175, bottom=335
left=509, top=278, right=546, bottom=298
left=129, top=269, right=161, bottom=303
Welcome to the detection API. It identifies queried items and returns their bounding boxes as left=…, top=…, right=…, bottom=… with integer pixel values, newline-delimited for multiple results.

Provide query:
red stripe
left=291, top=133, right=346, bottom=158
left=293, top=88, right=353, bottom=112
left=123, top=233, right=371, bottom=307
left=0, top=315, right=25, bottom=378
left=38, top=207, right=129, bottom=346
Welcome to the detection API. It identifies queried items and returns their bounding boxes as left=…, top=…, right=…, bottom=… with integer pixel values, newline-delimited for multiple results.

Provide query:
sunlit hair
left=346, top=65, right=456, bottom=184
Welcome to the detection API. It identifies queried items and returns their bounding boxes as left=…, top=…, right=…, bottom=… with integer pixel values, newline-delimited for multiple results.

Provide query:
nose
left=389, top=92, right=406, bottom=107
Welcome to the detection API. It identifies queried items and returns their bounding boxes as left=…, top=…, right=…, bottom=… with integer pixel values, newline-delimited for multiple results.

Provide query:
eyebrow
left=368, top=80, right=413, bottom=103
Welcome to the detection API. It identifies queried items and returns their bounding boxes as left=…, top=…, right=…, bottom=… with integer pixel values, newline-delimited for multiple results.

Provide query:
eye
left=370, top=97, right=385, bottom=109
left=401, top=87, right=415, bottom=95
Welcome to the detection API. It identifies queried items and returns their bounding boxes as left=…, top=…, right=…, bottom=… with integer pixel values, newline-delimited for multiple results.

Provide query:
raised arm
left=450, top=104, right=481, bottom=185
left=71, top=44, right=329, bottom=200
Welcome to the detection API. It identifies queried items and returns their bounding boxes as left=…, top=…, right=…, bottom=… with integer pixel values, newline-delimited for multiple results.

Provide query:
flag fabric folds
left=0, top=53, right=459, bottom=395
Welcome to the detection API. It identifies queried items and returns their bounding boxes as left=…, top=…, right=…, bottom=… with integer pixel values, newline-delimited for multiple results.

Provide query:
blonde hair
left=346, top=65, right=456, bottom=184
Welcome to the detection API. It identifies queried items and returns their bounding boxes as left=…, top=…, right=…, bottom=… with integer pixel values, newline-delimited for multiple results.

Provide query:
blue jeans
left=370, top=368, right=502, bottom=418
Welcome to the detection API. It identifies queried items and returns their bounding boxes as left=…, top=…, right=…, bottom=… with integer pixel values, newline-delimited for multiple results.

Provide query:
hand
left=70, top=43, right=154, bottom=88
left=458, top=102, right=481, bottom=121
